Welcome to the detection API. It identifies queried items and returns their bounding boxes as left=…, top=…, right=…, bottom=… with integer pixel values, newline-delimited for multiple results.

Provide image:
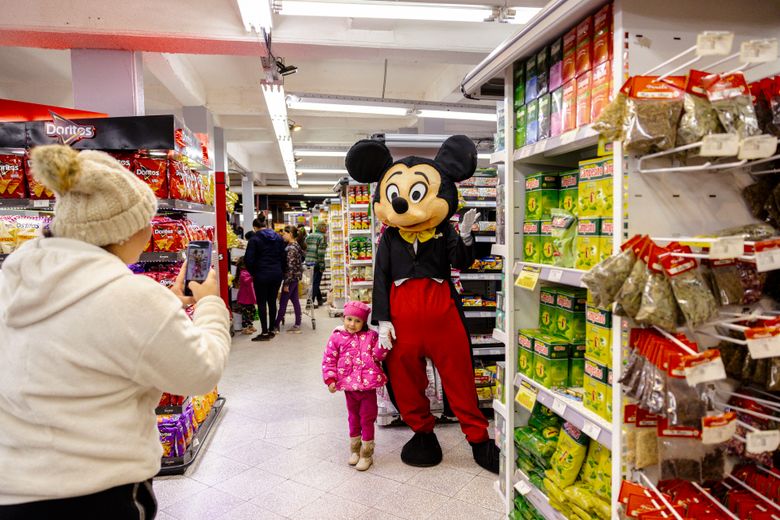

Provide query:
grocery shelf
left=464, top=309, right=496, bottom=318
left=158, top=397, right=225, bottom=476
left=490, top=243, right=508, bottom=257
left=478, top=398, right=494, bottom=409
left=473, top=346, right=505, bottom=356
left=349, top=280, right=373, bottom=287
left=493, top=399, right=507, bottom=419
left=349, top=204, right=370, bottom=210
left=475, top=235, right=497, bottom=243
left=462, top=199, right=497, bottom=208
left=490, top=151, right=505, bottom=165
left=157, top=199, right=216, bottom=213
left=513, top=125, right=599, bottom=163
left=513, top=470, right=567, bottom=520
left=139, top=251, right=185, bottom=263
left=156, top=396, right=192, bottom=415
left=458, top=272, right=503, bottom=281
left=512, top=261, right=587, bottom=288
left=472, top=334, right=503, bottom=345
left=0, top=198, right=55, bottom=211
left=350, top=259, right=373, bottom=265
left=514, top=373, right=612, bottom=450
left=492, top=328, right=508, bottom=345
left=349, top=230, right=372, bottom=236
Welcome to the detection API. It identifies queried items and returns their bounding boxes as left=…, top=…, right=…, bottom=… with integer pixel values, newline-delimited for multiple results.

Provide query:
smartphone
left=184, top=240, right=213, bottom=297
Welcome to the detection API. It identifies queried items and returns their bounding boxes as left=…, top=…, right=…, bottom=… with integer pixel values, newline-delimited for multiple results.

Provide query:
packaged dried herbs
left=615, top=238, right=650, bottom=318
left=736, top=260, right=766, bottom=304
left=582, top=234, right=644, bottom=308
left=715, top=223, right=776, bottom=241
left=658, top=424, right=704, bottom=482
left=676, top=70, right=724, bottom=145
left=717, top=341, right=746, bottom=379
left=666, top=350, right=706, bottom=428
left=592, top=91, right=628, bottom=142
left=742, top=177, right=780, bottom=225
left=635, top=245, right=680, bottom=332
left=661, top=249, right=718, bottom=329
left=709, top=259, right=744, bottom=305
left=703, top=72, right=761, bottom=138
left=623, top=76, right=686, bottom=154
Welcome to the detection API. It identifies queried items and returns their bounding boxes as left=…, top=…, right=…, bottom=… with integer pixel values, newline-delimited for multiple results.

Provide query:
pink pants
left=345, top=390, right=378, bottom=441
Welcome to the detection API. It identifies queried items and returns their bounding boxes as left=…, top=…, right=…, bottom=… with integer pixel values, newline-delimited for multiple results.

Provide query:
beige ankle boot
left=355, top=440, right=375, bottom=471
left=348, top=436, right=361, bottom=466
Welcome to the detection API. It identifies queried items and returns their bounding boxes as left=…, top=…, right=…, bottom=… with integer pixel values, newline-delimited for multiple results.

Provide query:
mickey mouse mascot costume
left=346, top=135, right=500, bottom=473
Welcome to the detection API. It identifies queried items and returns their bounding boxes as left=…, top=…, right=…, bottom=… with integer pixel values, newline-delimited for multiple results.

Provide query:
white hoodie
left=0, top=237, right=231, bottom=504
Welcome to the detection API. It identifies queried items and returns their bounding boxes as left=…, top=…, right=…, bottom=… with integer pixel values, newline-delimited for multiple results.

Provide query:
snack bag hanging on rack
left=661, top=246, right=718, bottom=329
left=614, top=236, right=651, bottom=318
left=675, top=69, right=725, bottom=145
left=635, top=244, right=680, bottom=332
left=582, top=234, right=644, bottom=308
left=623, top=76, right=686, bottom=154
left=702, top=72, right=761, bottom=138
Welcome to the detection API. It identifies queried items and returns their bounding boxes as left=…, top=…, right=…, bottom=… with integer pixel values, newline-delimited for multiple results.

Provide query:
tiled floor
left=155, top=309, right=504, bottom=520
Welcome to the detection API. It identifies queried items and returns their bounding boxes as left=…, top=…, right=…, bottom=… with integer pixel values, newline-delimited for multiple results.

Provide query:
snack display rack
left=345, top=183, right=375, bottom=304
left=0, top=115, right=228, bottom=476
left=464, top=0, right=780, bottom=518
left=327, top=197, right=346, bottom=317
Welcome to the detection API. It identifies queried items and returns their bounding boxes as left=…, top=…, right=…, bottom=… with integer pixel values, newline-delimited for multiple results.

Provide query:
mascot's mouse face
left=345, top=135, right=477, bottom=233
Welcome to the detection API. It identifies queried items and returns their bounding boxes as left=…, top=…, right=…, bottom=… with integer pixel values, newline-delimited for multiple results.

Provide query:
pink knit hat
left=344, top=300, right=371, bottom=322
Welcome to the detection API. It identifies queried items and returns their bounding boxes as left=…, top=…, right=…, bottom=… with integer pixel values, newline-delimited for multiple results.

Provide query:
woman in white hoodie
left=0, top=145, right=231, bottom=519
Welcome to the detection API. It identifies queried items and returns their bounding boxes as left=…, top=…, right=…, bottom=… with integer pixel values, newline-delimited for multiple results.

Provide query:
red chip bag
left=168, top=161, right=188, bottom=201
left=152, top=221, right=179, bottom=252
left=134, top=157, right=169, bottom=199
left=25, top=154, right=55, bottom=200
left=109, top=152, right=136, bottom=173
left=0, top=154, right=27, bottom=199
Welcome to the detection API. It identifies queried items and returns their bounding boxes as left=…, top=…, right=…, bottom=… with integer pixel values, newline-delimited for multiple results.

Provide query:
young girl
left=232, top=257, right=256, bottom=335
left=274, top=225, right=304, bottom=333
left=322, top=301, right=388, bottom=471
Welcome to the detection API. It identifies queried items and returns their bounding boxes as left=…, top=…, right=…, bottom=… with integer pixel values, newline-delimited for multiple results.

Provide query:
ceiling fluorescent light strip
left=288, top=99, right=409, bottom=116
left=278, top=1, right=494, bottom=23
left=237, top=0, right=273, bottom=33
left=416, top=109, right=497, bottom=122
left=261, top=83, right=298, bottom=188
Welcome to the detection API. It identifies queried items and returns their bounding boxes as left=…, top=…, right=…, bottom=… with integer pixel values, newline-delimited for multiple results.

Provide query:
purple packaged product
left=550, top=37, right=564, bottom=91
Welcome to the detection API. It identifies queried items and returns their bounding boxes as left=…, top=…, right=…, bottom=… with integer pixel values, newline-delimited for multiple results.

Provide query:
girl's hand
left=171, top=261, right=196, bottom=308
left=282, top=284, right=289, bottom=293
left=328, top=383, right=337, bottom=393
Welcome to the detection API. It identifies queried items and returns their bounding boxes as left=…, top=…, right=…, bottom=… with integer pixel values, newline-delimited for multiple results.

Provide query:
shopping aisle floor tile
left=158, top=308, right=502, bottom=519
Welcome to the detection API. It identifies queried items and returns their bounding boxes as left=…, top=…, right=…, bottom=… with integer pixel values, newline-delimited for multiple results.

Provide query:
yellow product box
left=577, top=156, right=613, bottom=218
left=575, top=218, right=601, bottom=271
left=583, top=359, right=609, bottom=420
left=585, top=305, right=612, bottom=368
left=599, top=218, right=614, bottom=263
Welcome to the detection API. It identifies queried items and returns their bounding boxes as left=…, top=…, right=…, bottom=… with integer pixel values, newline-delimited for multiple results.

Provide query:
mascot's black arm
left=371, top=224, right=474, bottom=324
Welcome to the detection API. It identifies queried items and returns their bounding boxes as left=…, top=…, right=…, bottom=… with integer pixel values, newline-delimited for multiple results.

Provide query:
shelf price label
left=740, top=38, right=779, bottom=63
left=682, top=350, right=727, bottom=386
left=739, top=135, right=778, bottom=160
left=696, top=31, right=734, bottom=56
left=700, top=134, right=740, bottom=157
left=33, top=199, right=51, bottom=208
left=547, top=269, right=564, bottom=283
left=755, top=240, right=780, bottom=272
left=702, top=412, right=737, bottom=445
left=515, top=265, right=541, bottom=291
left=551, top=399, right=567, bottom=416
left=582, top=420, right=602, bottom=440
left=514, top=479, right=532, bottom=496
left=746, top=430, right=780, bottom=454
left=515, top=380, right=539, bottom=412
left=709, top=236, right=744, bottom=260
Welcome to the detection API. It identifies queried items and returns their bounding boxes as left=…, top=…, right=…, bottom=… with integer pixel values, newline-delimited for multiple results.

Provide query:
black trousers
left=312, top=265, right=324, bottom=305
left=254, top=279, right=282, bottom=333
left=0, top=479, right=156, bottom=520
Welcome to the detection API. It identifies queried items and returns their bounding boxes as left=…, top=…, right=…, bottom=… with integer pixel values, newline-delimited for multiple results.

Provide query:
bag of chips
left=546, top=422, right=590, bottom=488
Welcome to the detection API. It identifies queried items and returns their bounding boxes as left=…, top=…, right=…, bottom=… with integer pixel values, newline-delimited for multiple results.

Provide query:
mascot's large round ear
left=434, top=135, right=477, bottom=182
left=345, top=139, right=394, bottom=183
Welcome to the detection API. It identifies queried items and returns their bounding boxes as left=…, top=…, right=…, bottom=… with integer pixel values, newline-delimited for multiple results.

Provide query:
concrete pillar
left=242, top=175, right=255, bottom=236
left=71, top=49, right=144, bottom=116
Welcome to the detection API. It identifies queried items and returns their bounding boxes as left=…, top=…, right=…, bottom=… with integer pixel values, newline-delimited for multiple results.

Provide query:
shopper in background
left=305, top=221, right=328, bottom=307
left=296, top=225, right=308, bottom=258
left=245, top=215, right=285, bottom=341
left=322, top=301, right=387, bottom=471
left=232, top=256, right=257, bottom=335
left=0, top=145, right=231, bottom=518
left=273, top=225, right=304, bottom=334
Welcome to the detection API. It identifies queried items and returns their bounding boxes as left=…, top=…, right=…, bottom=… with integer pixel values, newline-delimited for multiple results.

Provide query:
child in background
left=232, top=257, right=257, bottom=335
left=322, top=301, right=388, bottom=471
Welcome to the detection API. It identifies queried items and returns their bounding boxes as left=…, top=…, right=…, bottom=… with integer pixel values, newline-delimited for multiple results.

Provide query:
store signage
left=44, top=111, right=96, bottom=145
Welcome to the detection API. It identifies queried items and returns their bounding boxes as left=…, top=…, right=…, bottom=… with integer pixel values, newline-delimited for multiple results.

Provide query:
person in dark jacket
left=245, top=215, right=285, bottom=341
left=273, top=225, right=305, bottom=334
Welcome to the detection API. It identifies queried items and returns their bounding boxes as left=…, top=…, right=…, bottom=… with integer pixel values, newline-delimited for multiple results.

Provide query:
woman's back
left=245, top=229, right=284, bottom=282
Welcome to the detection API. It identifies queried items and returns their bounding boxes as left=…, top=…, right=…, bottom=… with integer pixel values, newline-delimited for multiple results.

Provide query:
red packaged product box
left=562, top=27, right=577, bottom=84
left=562, top=78, right=578, bottom=132
left=152, top=219, right=188, bottom=252
left=134, top=157, right=170, bottom=199
left=576, top=70, right=592, bottom=127
left=593, top=3, right=612, bottom=65
left=590, top=60, right=612, bottom=122
left=168, top=161, right=188, bottom=201
left=576, top=16, right=593, bottom=77
left=110, top=152, right=136, bottom=173
left=24, top=154, right=55, bottom=200
left=0, top=154, right=27, bottom=199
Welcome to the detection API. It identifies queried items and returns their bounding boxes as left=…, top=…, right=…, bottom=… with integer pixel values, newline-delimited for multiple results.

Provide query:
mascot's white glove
left=378, top=321, right=396, bottom=351
left=460, top=208, right=481, bottom=246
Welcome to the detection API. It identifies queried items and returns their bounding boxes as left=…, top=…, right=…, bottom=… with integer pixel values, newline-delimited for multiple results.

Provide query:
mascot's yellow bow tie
left=399, top=227, right=438, bottom=244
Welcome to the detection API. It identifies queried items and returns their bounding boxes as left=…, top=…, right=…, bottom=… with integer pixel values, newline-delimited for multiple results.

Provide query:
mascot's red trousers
left=386, top=278, right=489, bottom=443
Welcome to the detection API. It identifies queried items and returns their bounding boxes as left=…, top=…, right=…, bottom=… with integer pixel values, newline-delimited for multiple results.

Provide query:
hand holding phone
left=184, top=241, right=213, bottom=297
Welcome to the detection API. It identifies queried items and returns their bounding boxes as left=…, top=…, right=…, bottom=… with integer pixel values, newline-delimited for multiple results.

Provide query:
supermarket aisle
left=154, top=309, right=503, bottom=520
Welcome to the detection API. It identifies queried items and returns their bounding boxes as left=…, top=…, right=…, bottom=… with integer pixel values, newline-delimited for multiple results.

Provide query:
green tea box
left=522, top=220, right=541, bottom=263
left=554, top=288, right=587, bottom=341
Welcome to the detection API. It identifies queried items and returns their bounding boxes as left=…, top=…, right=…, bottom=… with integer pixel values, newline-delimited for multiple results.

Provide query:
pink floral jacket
left=322, top=327, right=388, bottom=391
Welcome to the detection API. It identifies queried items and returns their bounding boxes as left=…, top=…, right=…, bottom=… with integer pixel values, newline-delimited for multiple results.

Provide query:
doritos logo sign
left=44, top=112, right=96, bottom=145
